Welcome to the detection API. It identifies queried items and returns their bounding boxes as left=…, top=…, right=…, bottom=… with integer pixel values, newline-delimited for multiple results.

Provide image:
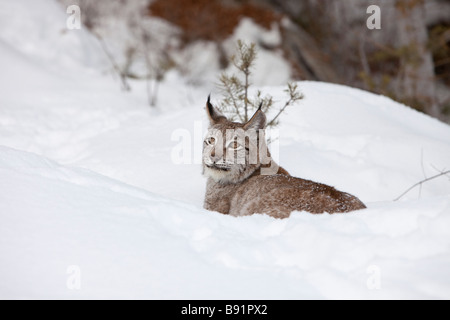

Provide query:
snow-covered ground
left=1, top=0, right=450, bottom=299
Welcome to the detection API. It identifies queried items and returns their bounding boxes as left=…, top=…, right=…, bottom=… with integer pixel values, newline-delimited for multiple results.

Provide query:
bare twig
left=431, top=163, right=447, bottom=174
left=420, top=149, right=426, bottom=197
left=394, top=170, right=450, bottom=201
left=267, top=99, right=294, bottom=127
left=420, top=149, right=427, bottom=179
left=358, top=36, right=371, bottom=78
left=140, top=25, right=154, bottom=107
left=94, top=32, right=130, bottom=91
left=267, top=83, right=304, bottom=127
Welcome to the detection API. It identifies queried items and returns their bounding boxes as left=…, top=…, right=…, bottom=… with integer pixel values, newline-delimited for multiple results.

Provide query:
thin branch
left=94, top=32, right=130, bottom=91
left=244, top=69, right=249, bottom=122
left=420, top=149, right=427, bottom=179
left=358, top=36, right=371, bottom=77
left=393, top=170, right=450, bottom=201
left=431, top=163, right=447, bottom=174
left=267, top=84, right=303, bottom=127
left=267, top=98, right=294, bottom=127
left=140, top=25, right=154, bottom=107
left=219, top=75, right=244, bottom=122
left=420, top=149, right=426, bottom=198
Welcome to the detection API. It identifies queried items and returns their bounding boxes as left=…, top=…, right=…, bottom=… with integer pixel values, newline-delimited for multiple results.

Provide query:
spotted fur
left=202, top=97, right=366, bottom=218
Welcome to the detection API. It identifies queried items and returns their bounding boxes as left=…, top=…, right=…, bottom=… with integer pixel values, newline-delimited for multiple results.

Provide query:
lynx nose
left=209, top=148, right=223, bottom=163
left=211, top=155, right=221, bottom=164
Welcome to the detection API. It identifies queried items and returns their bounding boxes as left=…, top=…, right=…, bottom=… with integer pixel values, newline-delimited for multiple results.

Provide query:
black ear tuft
left=244, top=106, right=267, bottom=130
left=257, top=102, right=263, bottom=112
left=207, top=94, right=213, bottom=114
left=206, top=95, right=226, bottom=125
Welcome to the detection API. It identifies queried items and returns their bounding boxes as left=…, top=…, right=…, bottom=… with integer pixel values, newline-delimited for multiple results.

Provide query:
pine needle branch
left=267, top=83, right=304, bottom=127
left=218, top=73, right=244, bottom=122
left=216, top=40, right=303, bottom=128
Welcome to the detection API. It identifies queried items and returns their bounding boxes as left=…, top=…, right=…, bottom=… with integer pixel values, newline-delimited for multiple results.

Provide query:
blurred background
left=57, top=0, right=450, bottom=123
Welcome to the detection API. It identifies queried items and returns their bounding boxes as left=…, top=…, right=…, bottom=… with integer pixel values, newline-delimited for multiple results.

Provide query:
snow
left=1, top=0, right=450, bottom=299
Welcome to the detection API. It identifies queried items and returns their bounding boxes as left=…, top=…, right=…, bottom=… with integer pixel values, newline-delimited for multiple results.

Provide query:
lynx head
left=202, top=96, right=273, bottom=184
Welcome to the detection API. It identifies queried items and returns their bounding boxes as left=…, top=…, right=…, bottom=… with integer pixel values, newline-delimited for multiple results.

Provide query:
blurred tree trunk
left=396, top=0, right=439, bottom=118
left=281, top=23, right=340, bottom=82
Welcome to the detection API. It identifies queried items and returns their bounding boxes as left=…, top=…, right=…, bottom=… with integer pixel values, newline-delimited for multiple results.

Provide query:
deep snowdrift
left=0, top=0, right=449, bottom=299
left=1, top=145, right=450, bottom=299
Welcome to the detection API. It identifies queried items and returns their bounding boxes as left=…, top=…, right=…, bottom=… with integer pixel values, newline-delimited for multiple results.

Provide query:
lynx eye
left=205, top=137, right=216, bottom=145
left=228, top=139, right=243, bottom=151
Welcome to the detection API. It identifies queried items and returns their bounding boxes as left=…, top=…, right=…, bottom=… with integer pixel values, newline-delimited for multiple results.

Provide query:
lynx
left=202, top=96, right=366, bottom=219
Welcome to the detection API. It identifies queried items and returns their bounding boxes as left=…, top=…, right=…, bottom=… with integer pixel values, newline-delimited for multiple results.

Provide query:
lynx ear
left=244, top=103, right=266, bottom=130
left=206, top=95, right=226, bottom=125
